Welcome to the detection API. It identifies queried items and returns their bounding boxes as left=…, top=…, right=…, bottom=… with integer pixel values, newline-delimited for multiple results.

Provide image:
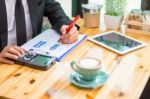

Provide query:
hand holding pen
left=59, top=15, right=80, bottom=44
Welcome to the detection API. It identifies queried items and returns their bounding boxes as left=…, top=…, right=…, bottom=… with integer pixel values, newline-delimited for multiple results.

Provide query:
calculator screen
left=31, top=55, right=52, bottom=66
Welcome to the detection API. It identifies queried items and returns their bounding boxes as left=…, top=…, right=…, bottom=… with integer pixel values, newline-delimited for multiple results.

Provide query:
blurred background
left=42, top=0, right=149, bottom=31
left=58, top=0, right=142, bottom=17
left=56, top=0, right=150, bottom=17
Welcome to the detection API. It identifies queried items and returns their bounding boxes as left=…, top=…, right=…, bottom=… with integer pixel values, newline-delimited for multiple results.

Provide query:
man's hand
left=60, top=25, right=79, bottom=44
left=0, top=46, right=24, bottom=64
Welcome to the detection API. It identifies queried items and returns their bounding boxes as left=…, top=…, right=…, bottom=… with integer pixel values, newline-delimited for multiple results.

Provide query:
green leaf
left=105, top=0, right=126, bottom=16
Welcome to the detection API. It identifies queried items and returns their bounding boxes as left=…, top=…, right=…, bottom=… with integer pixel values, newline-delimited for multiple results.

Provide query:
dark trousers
left=140, top=78, right=150, bottom=99
left=141, top=0, right=150, bottom=10
left=72, top=0, right=88, bottom=17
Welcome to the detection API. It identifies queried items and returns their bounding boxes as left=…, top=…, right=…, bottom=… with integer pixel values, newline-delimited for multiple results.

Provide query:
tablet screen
left=93, top=32, right=142, bottom=51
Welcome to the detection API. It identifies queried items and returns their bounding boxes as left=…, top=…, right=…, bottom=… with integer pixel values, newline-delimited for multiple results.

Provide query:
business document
left=22, top=29, right=87, bottom=61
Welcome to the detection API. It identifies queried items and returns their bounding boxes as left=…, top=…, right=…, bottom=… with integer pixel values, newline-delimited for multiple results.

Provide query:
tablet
left=88, top=31, right=146, bottom=54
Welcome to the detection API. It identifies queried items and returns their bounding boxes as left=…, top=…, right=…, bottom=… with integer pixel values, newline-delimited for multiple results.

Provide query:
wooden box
left=125, top=15, right=150, bottom=36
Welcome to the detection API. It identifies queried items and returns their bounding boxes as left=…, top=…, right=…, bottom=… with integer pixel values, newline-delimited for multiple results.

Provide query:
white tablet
left=88, top=31, right=146, bottom=54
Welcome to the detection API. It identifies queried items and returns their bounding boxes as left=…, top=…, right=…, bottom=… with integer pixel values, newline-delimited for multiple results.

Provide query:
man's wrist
left=75, top=24, right=80, bottom=31
left=0, top=47, right=2, bottom=53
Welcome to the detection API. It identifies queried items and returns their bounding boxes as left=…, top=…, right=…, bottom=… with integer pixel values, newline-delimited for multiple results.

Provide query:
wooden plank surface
left=0, top=19, right=150, bottom=99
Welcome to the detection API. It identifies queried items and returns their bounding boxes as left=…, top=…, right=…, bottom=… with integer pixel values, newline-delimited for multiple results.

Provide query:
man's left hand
left=60, top=25, right=79, bottom=44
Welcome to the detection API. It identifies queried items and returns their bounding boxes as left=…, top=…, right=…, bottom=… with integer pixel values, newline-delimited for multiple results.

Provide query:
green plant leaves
left=105, top=0, right=126, bottom=16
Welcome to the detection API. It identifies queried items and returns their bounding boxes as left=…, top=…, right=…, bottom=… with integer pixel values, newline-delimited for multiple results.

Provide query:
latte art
left=79, top=58, right=100, bottom=69
left=71, top=57, right=102, bottom=80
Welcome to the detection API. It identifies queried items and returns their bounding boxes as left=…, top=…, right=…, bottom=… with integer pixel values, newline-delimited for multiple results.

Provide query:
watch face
left=31, top=55, right=52, bottom=66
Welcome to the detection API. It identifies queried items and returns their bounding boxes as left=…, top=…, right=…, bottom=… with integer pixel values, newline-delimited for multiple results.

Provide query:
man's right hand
left=0, top=46, right=24, bottom=64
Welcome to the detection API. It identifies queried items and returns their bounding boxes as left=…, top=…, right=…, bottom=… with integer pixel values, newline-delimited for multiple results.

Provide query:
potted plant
left=104, top=0, right=126, bottom=30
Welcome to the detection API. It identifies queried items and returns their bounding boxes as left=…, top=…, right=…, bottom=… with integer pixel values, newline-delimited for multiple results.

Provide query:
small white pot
left=104, top=15, right=124, bottom=30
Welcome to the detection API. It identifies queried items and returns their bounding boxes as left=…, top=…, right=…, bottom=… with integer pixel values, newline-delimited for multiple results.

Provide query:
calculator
left=15, top=51, right=56, bottom=70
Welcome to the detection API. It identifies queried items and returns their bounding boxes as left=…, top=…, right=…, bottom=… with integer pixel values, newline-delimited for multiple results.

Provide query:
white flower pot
left=104, top=15, right=124, bottom=30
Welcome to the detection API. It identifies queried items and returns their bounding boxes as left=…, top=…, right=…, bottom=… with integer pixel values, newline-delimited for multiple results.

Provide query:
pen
left=66, top=15, right=80, bottom=33
left=58, top=15, right=80, bottom=42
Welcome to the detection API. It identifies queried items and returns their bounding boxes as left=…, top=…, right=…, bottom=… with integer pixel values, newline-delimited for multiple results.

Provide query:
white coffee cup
left=71, top=57, right=102, bottom=80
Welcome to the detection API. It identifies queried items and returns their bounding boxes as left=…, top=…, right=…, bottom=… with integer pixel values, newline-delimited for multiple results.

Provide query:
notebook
left=22, top=29, right=87, bottom=61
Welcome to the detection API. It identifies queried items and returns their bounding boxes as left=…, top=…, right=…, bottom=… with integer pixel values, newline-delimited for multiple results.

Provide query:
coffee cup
left=71, top=57, right=102, bottom=81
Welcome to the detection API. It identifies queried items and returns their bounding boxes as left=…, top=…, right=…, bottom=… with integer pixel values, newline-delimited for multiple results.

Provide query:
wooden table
left=0, top=19, right=150, bottom=99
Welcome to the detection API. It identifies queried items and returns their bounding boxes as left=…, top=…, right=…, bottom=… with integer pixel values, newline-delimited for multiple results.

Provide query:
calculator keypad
left=20, top=51, right=37, bottom=61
